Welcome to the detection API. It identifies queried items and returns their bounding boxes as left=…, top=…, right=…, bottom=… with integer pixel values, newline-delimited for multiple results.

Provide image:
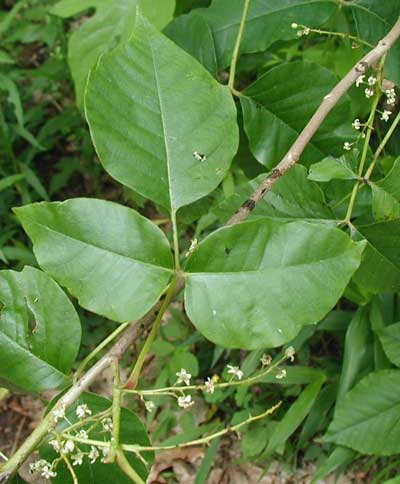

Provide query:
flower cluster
left=385, top=88, right=396, bottom=105
left=355, top=74, right=377, bottom=99
left=29, top=459, right=57, bottom=479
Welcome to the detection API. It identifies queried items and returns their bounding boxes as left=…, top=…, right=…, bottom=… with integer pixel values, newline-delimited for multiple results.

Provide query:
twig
left=228, top=0, right=251, bottom=90
left=227, top=16, right=400, bottom=225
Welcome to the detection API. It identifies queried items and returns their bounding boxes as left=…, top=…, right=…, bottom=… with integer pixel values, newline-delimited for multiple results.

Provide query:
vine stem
left=116, top=450, right=145, bottom=484
left=110, top=360, right=122, bottom=463
left=364, top=109, right=400, bottom=180
left=125, top=275, right=179, bottom=389
left=123, top=355, right=289, bottom=396
left=74, top=322, right=130, bottom=381
left=228, top=0, right=251, bottom=90
left=228, top=16, right=400, bottom=225
left=343, top=55, right=385, bottom=224
left=60, top=402, right=281, bottom=453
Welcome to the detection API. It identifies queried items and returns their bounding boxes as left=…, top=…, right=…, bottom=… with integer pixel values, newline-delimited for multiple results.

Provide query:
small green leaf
left=308, top=156, right=356, bottom=182
left=0, top=49, right=14, bottom=64
left=185, top=219, right=365, bottom=349
left=336, top=307, right=373, bottom=403
left=0, top=174, right=25, bottom=193
left=86, top=14, right=238, bottom=214
left=0, top=267, right=81, bottom=392
left=325, top=369, right=400, bottom=455
left=311, top=446, right=357, bottom=484
left=241, top=61, right=354, bottom=169
left=14, top=199, right=173, bottom=322
left=378, top=322, right=400, bottom=367
left=264, top=376, right=325, bottom=455
left=41, top=393, right=154, bottom=483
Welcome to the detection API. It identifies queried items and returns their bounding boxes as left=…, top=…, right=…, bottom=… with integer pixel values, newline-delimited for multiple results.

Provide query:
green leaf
left=353, top=220, right=400, bottom=293
left=371, top=157, right=400, bottom=221
left=325, top=369, right=400, bottom=455
left=0, top=174, right=25, bottom=193
left=52, top=0, right=175, bottom=108
left=336, top=307, right=373, bottom=402
left=311, top=446, right=358, bottom=484
left=241, top=61, right=354, bottom=169
left=14, top=199, right=173, bottom=323
left=308, top=156, right=357, bottom=182
left=214, top=165, right=334, bottom=223
left=264, top=376, right=325, bottom=455
left=0, top=49, right=14, bottom=64
left=0, top=73, right=23, bottom=127
left=196, top=0, right=337, bottom=68
left=0, top=266, right=81, bottom=392
left=86, top=15, right=238, bottom=214
left=164, top=12, right=218, bottom=75
left=185, top=220, right=365, bottom=349
left=41, top=392, right=154, bottom=483
left=378, top=322, right=400, bottom=367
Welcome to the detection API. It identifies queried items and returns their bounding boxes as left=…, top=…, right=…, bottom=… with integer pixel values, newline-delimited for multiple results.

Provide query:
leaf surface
left=326, top=369, right=400, bottom=455
left=0, top=267, right=81, bottom=392
left=15, top=199, right=173, bottom=322
left=241, top=61, right=354, bottom=169
left=86, top=15, right=238, bottom=213
left=185, top=220, right=364, bottom=349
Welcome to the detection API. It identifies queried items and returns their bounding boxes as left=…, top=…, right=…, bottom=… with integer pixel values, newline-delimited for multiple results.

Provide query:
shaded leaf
left=326, top=369, right=400, bottom=455
left=378, top=322, right=400, bottom=367
left=0, top=267, right=81, bottom=392
left=371, top=157, right=400, bottom=221
left=41, top=392, right=154, bottom=483
left=241, top=61, right=354, bottom=169
left=353, top=220, right=400, bottom=293
left=308, top=156, right=356, bottom=182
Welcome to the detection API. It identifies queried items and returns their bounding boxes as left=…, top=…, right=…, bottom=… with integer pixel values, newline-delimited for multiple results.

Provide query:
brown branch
left=227, top=16, right=400, bottom=225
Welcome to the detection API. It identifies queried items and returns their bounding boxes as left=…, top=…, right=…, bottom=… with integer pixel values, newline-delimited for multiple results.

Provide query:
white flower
left=145, top=400, right=155, bottom=413
left=63, top=439, right=75, bottom=454
left=101, top=417, right=113, bottom=432
left=352, top=118, right=361, bottom=130
left=291, top=22, right=298, bottom=29
left=385, top=89, right=396, bottom=105
left=72, top=451, right=84, bottom=466
left=78, top=429, right=89, bottom=440
left=176, top=368, right=192, bottom=386
left=261, top=353, right=272, bottom=367
left=227, top=365, right=244, bottom=380
left=48, top=439, right=61, bottom=453
left=178, top=394, right=194, bottom=408
left=41, top=465, right=57, bottom=479
left=29, top=459, right=49, bottom=474
left=380, top=110, right=392, bottom=122
left=367, top=76, right=377, bottom=86
left=76, top=404, right=92, bottom=419
left=302, top=27, right=310, bottom=35
left=53, top=405, right=66, bottom=423
left=285, top=346, right=296, bottom=362
left=101, top=446, right=110, bottom=463
left=343, top=142, right=352, bottom=151
left=364, top=87, right=374, bottom=98
left=355, top=75, right=365, bottom=87
left=276, top=369, right=287, bottom=380
left=204, top=377, right=215, bottom=394
left=89, top=446, right=99, bottom=464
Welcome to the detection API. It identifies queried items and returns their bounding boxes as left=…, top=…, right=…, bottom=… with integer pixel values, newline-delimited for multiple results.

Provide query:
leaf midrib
left=185, top=250, right=356, bottom=276
left=26, top=219, right=174, bottom=273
